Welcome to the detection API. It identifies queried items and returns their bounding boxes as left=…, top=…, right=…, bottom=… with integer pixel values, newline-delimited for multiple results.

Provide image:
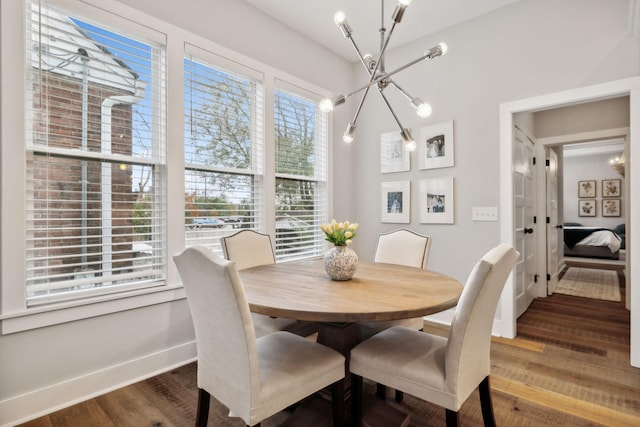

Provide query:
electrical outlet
left=472, top=207, right=498, bottom=221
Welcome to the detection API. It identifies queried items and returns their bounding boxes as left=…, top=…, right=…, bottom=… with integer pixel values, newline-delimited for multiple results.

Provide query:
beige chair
left=359, top=229, right=432, bottom=402
left=174, top=246, right=346, bottom=427
left=221, top=230, right=299, bottom=337
left=350, top=244, right=519, bottom=427
left=361, top=228, right=432, bottom=336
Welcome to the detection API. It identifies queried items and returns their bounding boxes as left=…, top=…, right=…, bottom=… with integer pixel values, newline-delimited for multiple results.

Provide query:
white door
left=546, top=148, right=560, bottom=294
left=514, top=127, right=537, bottom=318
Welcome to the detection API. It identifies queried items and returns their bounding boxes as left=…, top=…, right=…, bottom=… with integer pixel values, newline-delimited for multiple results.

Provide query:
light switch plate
left=472, top=207, right=498, bottom=221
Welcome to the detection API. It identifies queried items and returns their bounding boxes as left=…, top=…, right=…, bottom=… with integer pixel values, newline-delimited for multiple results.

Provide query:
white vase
left=323, top=245, right=358, bottom=281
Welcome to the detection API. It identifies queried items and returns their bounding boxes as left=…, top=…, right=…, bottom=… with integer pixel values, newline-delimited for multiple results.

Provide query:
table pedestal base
left=280, top=394, right=410, bottom=427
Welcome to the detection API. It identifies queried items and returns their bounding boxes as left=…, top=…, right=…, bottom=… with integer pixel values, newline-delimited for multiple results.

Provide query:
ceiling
left=563, top=139, right=626, bottom=158
left=241, top=0, right=522, bottom=62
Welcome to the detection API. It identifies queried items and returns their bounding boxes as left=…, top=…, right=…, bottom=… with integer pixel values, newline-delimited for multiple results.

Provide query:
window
left=24, top=1, right=167, bottom=305
left=3, top=0, right=331, bottom=325
left=274, top=83, right=328, bottom=261
left=184, top=45, right=264, bottom=254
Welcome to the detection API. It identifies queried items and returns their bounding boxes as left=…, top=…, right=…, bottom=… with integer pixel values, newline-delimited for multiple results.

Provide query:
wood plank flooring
left=18, top=273, right=639, bottom=426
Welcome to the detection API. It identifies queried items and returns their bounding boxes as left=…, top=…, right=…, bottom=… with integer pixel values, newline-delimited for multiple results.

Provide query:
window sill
left=0, top=283, right=186, bottom=335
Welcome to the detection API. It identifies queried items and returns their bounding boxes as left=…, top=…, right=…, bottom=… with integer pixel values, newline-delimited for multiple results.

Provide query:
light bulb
left=343, top=122, right=356, bottom=143
left=400, top=128, right=414, bottom=150
left=416, top=103, right=432, bottom=118
left=411, top=98, right=432, bottom=118
left=425, top=43, right=449, bottom=60
left=334, top=11, right=346, bottom=26
left=319, top=99, right=334, bottom=113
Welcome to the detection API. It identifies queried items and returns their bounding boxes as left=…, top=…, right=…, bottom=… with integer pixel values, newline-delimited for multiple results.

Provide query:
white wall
left=349, top=0, right=638, bottom=287
left=1, top=0, right=639, bottom=425
left=563, top=152, right=626, bottom=228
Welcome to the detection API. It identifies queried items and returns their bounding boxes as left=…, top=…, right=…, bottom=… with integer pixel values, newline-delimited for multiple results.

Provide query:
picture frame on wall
left=418, top=120, right=454, bottom=170
left=578, top=180, right=596, bottom=198
left=602, top=199, right=621, bottom=217
left=602, top=179, right=621, bottom=197
left=381, top=181, right=410, bottom=223
left=419, top=177, right=454, bottom=224
left=380, top=130, right=410, bottom=173
left=578, top=199, right=596, bottom=217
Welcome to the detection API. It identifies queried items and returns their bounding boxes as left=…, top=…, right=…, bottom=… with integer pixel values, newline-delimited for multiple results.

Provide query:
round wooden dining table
left=239, top=257, right=462, bottom=325
left=239, top=257, right=463, bottom=427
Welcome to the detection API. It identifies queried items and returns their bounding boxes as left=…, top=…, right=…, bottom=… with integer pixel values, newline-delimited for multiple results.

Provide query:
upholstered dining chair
left=350, top=243, right=519, bottom=427
left=174, top=246, right=346, bottom=427
left=221, top=230, right=299, bottom=337
left=359, top=228, right=432, bottom=402
left=362, top=228, right=432, bottom=335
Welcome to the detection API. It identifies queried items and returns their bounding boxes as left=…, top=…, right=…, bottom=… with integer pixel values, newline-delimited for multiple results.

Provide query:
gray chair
left=221, top=230, right=299, bottom=337
left=174, top=246, right=346, bottom=427
left=358, top=229, right=432, bottom=402
left=350, top=244, right=519, bottom=427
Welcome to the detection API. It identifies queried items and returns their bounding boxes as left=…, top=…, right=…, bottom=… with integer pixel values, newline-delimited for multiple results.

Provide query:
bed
left=563, top=224, right=622, bottom=260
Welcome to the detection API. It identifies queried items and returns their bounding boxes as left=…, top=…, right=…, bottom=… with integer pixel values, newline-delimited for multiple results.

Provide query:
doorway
left=497, top=77, right=640, bottom=368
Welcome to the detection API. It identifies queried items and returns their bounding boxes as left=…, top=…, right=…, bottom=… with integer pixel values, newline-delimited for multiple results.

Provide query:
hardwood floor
left=18, top=275, right=639, bottom=426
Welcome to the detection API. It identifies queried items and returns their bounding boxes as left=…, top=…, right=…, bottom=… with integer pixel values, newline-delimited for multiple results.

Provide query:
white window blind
left=274, top=83, right=328, bottom=261
left=25, top=1, right=167, bottom=305
left=184, top=45, right=264, bottom=254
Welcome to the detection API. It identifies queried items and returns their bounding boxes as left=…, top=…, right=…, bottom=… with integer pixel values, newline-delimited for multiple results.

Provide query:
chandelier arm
left=378, top=90, right=404, bottom=131
left=339, top=45, right=444, bottom=101
left=367, top=21, right=398, bottom=83
left=389, top=80, right=413, bottom=101
left=344, top=33, right=374, bottom=75
left=348, top=85, right=373, bottom=129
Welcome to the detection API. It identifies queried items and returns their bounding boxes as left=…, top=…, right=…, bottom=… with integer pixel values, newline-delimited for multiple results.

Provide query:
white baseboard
left=0, top=340, right=197, bottom=427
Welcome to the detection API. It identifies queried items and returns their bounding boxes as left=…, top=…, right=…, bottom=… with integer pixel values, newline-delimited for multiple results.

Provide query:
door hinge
left=533, top=216, right=537, bottom=224
left=546, top=216, right=550, bottom=224
left=547, top=274, right=551, bottom=281
left=533, top=157, right=536, bottom=165
left=546, top=159, right=550, bottom=166
left=534, top=274, right=539, bottom=283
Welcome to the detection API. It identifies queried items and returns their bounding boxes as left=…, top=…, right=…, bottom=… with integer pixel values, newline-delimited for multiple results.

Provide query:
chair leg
left=350, top=374, right=363, bottom=427
left=376, top=384, right=403, bottom=402
left=445, top=409, right=459, bottom=427
left=331, top=378, right=346, bottom=427
left=376, top=383, right=386, bottom=400
left=479, top=376, right=497, bottom=427
left=195, top=388, right=210, bottom=427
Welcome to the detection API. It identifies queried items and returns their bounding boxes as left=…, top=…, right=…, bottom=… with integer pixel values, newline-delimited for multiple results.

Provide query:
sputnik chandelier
left=319, top=0, right=447, bottom=150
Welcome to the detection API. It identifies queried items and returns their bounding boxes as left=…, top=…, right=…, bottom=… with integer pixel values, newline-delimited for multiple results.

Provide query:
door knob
left=556, top=224, right=563, bottom=229
left=524, top=227, right=534, bottom=234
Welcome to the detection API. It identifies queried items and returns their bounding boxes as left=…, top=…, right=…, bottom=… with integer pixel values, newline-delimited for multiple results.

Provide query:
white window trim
left=0, top=0, right=333, bottom=334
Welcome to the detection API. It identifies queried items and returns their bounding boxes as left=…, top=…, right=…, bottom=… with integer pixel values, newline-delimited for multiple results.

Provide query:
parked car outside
left=191, top=217, right=225, bottom=229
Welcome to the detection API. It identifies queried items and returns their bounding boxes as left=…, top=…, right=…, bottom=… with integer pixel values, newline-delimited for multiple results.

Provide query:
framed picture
left=602, top=199, right=621, bottom=217
left=418, top=120, right=454, bottom=170
left=381, top=181, right=410, bottom=223
left=578, top=180, right=596, bottom=198
left=419, top=177, right=454, bottom=224
left=578, top=200, right=596, bottom=217
left=602, top=179, right=621, bottom=197
left=380, top=130, right=410, bottom=173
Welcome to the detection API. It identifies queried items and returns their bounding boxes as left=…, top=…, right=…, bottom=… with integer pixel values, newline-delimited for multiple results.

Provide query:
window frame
left=183, top=44, right=266, bottom=256
left=0, top=0, right=333, bottom=334
left=24, top=1, right=169, bottom=307
left=273, top=80, right=329, bottom=261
